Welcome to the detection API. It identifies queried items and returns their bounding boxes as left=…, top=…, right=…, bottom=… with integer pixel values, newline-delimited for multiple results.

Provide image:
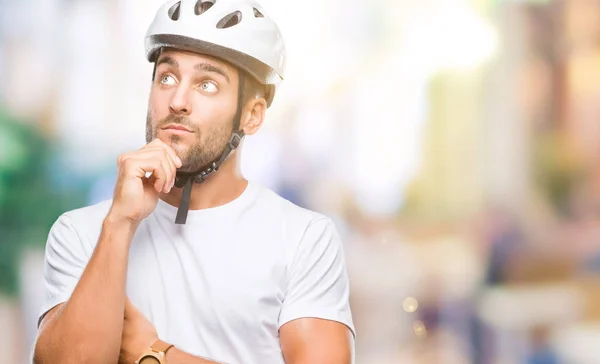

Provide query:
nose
left=169, top=86, right=192, bottom=115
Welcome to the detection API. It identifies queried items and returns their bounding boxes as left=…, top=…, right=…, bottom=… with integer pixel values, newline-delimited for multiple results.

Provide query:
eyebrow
left=156, top=56, right=230, bottom=83
left=156, top=55, right=178, bottom=69
left=195, top=62, right=230, bottom=83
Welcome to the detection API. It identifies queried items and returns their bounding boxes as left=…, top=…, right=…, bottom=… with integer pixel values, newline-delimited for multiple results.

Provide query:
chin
left=162, top=137, right=187, bottom=153
left=155, top=132, right=175, bottom=145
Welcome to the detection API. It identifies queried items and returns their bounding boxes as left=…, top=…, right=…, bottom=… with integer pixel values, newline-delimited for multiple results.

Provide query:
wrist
left=101, top=214, right=140, bottom=249
left=165, top=346, right=181, bottom=364
left=136, top=339, right=174, bottom=364
left=103, top=212, right=140, bottom=233
left=165, top=346, right=178, bottom=362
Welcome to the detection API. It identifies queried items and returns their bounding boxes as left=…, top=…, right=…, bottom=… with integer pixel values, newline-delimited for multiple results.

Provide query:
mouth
left=162, top=124, right=193, bottom=133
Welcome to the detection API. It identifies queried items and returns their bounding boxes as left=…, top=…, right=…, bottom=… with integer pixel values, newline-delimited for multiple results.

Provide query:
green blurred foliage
left=0, top=107, right=88, bottom=296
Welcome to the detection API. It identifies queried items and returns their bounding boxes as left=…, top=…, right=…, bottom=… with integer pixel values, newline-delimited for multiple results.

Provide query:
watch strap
left=151, top=339, right=174, bottom=354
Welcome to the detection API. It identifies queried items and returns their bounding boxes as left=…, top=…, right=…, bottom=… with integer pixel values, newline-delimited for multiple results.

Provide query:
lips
left=162, top=124, right=193, bottom=133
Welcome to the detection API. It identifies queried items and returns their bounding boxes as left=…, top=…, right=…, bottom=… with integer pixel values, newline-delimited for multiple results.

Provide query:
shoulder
left=60, top=199, right=113, bottom=229
left=253, top=183, right=334, bottom=232
left=48, top=199, right=113, bottom=248
left=251, top=183, right=340, bottom=258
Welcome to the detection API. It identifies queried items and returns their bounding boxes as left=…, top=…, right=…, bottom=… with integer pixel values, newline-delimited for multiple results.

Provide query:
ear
left=241, top=97, right=267, bottom=136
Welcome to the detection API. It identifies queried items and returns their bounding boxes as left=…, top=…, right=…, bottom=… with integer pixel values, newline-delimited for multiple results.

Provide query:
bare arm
left=165, top=349, right=224, bottom=364
left=162, top=319, right=354, bottom=364
left=277, top=218, right=355, bottom=364
left=33, top=218, right=138, bottom=364
left=33, top=139, right=181, bottom=364
left=119, top=299, right=223, bottom=364
left=280, top=318, right=354, bottom=364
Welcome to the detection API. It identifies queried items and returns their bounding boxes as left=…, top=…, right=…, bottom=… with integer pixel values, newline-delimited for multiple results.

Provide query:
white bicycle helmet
left=145, top=0, right=286, bottom=107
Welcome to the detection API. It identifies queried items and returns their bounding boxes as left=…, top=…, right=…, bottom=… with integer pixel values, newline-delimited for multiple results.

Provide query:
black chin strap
left=173, top=72, right=246, bottom=224
left=175, top=178, right=193, bottom=224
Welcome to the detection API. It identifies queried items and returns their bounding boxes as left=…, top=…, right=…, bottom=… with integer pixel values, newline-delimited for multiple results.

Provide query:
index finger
left=148, top=138, right=182, bottom=168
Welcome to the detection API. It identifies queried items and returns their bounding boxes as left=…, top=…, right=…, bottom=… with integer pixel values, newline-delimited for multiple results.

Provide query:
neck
left=159, top=151, right=247, bottom=210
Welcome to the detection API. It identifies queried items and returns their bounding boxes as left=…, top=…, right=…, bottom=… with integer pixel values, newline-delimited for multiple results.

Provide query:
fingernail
left=176, top=157, right=182, bottom=166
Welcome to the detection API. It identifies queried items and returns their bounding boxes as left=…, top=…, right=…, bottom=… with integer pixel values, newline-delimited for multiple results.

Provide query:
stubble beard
left=145, top=112, right=233, bottom=173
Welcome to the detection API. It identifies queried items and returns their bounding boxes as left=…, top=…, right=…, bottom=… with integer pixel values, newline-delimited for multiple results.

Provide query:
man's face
left=146, top=49, right=239, bottom=173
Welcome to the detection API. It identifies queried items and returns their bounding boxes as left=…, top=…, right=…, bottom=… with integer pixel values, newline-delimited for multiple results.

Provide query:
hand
left=109, top=139, right=182, bottom=224
left=119, top=298, right=159, bottom=364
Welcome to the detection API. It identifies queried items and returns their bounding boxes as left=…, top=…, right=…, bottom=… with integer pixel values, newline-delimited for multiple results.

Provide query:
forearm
left=166, top=347, right=224, bottom=364
left=35, top=217, right=138, bottom=364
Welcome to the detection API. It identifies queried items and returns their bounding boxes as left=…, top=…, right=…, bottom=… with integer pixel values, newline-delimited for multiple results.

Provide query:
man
left=32, top=1, right=354, bottom=363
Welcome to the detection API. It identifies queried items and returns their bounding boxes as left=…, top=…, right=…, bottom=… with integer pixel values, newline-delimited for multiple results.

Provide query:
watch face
left=139, top=356, right=161, bottom=364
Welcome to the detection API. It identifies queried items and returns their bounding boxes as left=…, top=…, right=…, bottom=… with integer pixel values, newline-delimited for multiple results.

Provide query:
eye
left=160, top=74, right=176, bottom=86
left=199, top=81, right=218, bottom=93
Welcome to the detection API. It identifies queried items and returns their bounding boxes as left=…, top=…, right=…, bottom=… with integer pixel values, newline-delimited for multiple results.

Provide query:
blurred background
left=2, top=0, right=600, bottom=363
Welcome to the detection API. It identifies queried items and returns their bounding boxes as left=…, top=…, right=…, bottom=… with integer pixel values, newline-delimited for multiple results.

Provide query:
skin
left=33, top=49, right=353, bottom=364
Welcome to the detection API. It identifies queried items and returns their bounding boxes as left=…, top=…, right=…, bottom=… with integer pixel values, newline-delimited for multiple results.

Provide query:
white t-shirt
left=39, top=181, right=355, bottom=364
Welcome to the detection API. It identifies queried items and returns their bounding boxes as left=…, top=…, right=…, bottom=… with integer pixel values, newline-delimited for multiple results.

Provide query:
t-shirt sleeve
left=278, top=217, right=355, bottom=338
left=38, top=214, right=88, bottom=326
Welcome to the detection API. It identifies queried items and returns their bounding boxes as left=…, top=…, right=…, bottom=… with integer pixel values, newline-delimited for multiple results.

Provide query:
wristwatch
left=134, top=339, right=174, bottom=364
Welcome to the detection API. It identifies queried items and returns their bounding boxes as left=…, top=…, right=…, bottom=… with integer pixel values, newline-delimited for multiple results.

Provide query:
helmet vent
left=253, top=8, right=264, bottom=18
left=168, top=1, right=181, bottom=21
left=217, top=11, right=242, bottom=29
left=195, top=0, right=215, bottom=16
